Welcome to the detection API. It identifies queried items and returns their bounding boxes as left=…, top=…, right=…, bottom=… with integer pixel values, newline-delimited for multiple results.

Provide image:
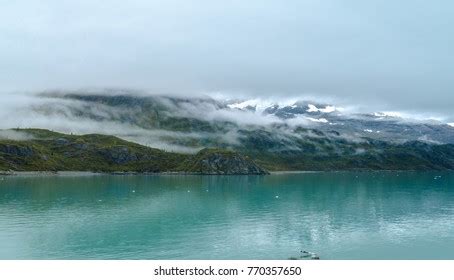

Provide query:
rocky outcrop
left=183, top=148, right=269, bottom=175
left=99, top=146, right=139, bottom=164
left=0, top=144, right=34, bottom=157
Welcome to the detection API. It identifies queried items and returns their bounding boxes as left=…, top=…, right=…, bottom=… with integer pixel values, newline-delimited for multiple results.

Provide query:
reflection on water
left=0, top=172, right=453, bottom=259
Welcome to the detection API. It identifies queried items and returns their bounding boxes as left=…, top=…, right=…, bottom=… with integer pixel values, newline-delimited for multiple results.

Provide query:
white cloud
left=306, top=117, right=329, bottom=123
left=0, top=130, right=34, bottom=141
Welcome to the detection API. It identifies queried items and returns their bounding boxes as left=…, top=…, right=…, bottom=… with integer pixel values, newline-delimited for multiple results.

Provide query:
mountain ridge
left=1, top=90, right=453, bottom=171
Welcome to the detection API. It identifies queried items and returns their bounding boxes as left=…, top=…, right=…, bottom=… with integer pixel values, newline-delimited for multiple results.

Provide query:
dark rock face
left=0, top=144, right=34, bottom=157
left=99, top=146, right=139, bottom=164
left=189, top=149, right=269, bottom=175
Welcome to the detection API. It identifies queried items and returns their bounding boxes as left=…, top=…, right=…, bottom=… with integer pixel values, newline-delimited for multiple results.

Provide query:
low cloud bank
left=1, top=90, right=452, bottom=152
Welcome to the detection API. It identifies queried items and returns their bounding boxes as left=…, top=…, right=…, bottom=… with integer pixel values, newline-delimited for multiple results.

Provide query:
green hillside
left=1, top=128, right=454, bottom=173
left=0, top=129, right=267, bottom=174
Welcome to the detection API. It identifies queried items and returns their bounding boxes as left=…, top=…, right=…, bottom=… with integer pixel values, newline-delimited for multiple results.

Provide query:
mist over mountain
left=2, top=90, right=454, bottom=149
left=1, top=89, right=453, bottom=171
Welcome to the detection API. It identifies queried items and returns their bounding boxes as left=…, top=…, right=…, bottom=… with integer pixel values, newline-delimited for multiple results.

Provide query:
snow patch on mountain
left=227, top=98, right=300, bottom=113
left=373, top=111, right=404, bottom=118
left=307, top=104, right=336, bottom=113
left=227, top=100, right=262, bottom=110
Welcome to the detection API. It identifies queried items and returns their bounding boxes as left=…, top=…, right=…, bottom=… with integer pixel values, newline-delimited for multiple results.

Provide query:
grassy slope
left=0, top=129, right=268, bottom=173
left=1, top=128, right=454, bottom=172
left=246, top=141, right=454, bottom=171
left=0, top=129, right=187, bottom=172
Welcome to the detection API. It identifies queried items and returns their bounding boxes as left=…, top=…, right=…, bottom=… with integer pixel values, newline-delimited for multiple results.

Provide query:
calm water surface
left=0, top=172, right=453, bottom=259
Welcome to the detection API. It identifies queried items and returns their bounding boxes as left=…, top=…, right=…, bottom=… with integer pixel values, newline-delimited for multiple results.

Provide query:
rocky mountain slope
left=1, top=90, right=454, bottom=171
left=180, top=148, right=268, bottom=175
left=0, top=129, right=268, bottom=174
left=35, top=90, right=454, bottom=145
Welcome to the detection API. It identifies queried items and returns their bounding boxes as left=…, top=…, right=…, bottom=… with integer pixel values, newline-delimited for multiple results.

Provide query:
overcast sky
left=1, top=0, right=453, bottom=120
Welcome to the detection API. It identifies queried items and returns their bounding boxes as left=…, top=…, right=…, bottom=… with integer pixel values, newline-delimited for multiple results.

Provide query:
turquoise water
left=0, top=172, right=453, bottom=260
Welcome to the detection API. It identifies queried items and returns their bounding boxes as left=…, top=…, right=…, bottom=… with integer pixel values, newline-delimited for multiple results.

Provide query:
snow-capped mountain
left=1, top=90, right=454, bottom=170
left=2, top=90, right=453, bottom=147
left=227, top=99, right=454, bottom=145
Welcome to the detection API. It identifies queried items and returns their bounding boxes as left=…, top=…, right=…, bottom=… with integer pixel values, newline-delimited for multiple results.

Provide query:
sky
left=1, top=0, right=453, bottom=121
